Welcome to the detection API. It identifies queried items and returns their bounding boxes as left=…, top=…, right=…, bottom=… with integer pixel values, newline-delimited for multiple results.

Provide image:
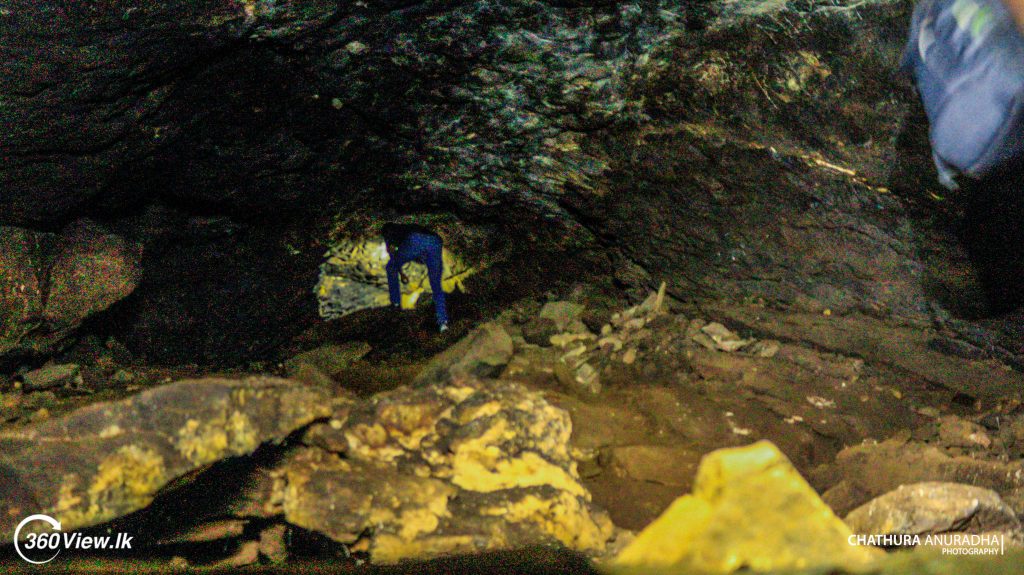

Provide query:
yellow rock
left=54, top=445, right=167, bottom=529
left=613, top=440, right=881, bottom=572
left=288, top=379, right=614, bottom=562
left=451, top=449, right=587, bottom=498
left=175, top=409, right=259, bottom=466
left=401, top=289, right=423, bottom=310
left=482, top=491, right=613, bottom=552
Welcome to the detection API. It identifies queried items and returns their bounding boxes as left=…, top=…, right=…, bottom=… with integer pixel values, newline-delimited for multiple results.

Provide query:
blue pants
left=385, top=232, right=448, bottom=327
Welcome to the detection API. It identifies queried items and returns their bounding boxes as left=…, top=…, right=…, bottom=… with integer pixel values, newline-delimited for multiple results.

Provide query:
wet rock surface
left=4, top=0, right=1017, bottom=379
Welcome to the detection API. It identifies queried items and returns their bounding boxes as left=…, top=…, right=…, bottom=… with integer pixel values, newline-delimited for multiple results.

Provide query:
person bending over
left=381, top=222, right=449, bottom=332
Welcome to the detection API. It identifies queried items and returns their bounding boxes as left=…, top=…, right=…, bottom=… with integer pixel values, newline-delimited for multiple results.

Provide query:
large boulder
left=844, top=482, right=1021, bottom=538
left=413, top=323, right=514, bottom=386
left=822, top=438, right=1024, bottom=517
left=0, top=376, right=331, bottom=538
left=614, top=440, right=881, bottom=572
left=277, top=377, right=614, bottom=562
left=0, top=220, right=141, bottom=359
left=43, top=220, right=142, bottom=332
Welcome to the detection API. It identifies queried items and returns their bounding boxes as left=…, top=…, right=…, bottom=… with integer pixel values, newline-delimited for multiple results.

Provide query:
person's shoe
left=439, top=323, right=449, bottom=333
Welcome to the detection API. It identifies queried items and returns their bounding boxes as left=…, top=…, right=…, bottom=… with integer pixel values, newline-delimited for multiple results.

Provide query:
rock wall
left=1, top=0, right=984, bottom=364
left=0, top=0, right=343, bottom=225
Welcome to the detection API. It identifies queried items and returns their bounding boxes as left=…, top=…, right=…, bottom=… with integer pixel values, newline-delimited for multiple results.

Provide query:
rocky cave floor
left=4, top=281, right=1024, bottom=571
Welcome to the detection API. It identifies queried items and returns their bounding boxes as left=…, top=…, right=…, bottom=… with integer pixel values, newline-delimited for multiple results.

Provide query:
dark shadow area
left=368, top=548, right=599, bottom=575
left=959, top=165, right=1024, bottom=316
left=0, top=545, right=599, bottom=574
left=66, top=46, right=377, bottom=368
left=74, top=211, right=325, bottom=368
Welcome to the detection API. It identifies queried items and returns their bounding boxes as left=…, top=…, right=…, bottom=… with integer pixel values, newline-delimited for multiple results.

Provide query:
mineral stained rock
left=614, top=440, right=881, bottom=572
left=3, top=0, right=679, bottom=236
left=0, top=377, right=331, bottom=539
left=0, top=220, right=141, bottom=358
left=278, top=377, right=614, bottom=563
left=844, top=482, right=1021, bottom=539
